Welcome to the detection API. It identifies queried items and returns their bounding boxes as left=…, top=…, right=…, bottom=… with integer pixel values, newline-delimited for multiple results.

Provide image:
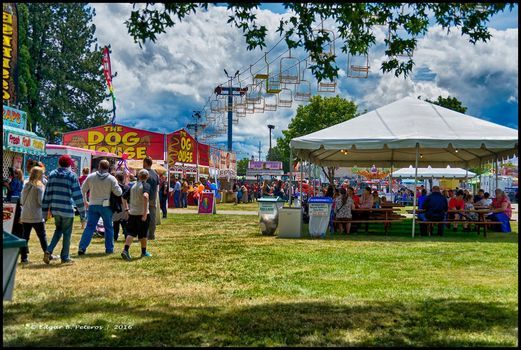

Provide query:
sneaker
left=61, top=258, right=74, bottom=264
left=78, top=249, right=85, bottom=256
left=121, top=250, right=132, bottom=261
left=49, top=254, right=59, bottom=261
left=21, top=259, right=29, bottom=265
left=141, top=251, right=152, bottom=258
left=43, top=251, right=51, bottom=264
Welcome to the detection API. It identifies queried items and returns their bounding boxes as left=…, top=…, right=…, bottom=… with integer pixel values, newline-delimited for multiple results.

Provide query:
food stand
left=3, top=106, right=46, bottom=180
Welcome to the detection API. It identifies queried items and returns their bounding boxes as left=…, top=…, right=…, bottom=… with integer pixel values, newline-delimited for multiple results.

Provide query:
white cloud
left=91, top=4, right=518, bottom=158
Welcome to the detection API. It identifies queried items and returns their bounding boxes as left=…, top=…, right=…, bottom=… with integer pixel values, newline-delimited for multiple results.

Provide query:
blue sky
left=91, top=3, right=518, bottom=160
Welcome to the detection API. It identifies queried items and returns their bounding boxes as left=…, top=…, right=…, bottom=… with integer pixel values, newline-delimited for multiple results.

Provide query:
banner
left=102, top=46, right=117, bottom=124
left=3, top=105, right=26, bottom=129
left=209, top=146, right=220, bottom=169
left=198, top=191, right=216, bottom=214
left=248, top=161, right=283, bottom=170
left=2, top=3, right=18, bottom=104
left=62, top=124, right=164, bottom=160
left=167, top=129, right=210, bottom=168
left=218, top=150, right=237, bottom=179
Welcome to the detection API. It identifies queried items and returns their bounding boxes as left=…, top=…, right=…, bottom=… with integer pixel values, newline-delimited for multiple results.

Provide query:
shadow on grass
left=276, top=220, right=518, bottom=244
left=3, top=298, right=517, bottom=347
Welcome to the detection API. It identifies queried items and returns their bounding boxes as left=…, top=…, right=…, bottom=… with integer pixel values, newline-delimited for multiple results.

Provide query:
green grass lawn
left=3, top=214, right=518, bottom=346
left=216, top=201, right=258, bottom=211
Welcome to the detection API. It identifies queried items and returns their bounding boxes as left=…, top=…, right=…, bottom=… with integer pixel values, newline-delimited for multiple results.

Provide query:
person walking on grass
left=42, top=155, right=86, bottom=264
left=143, top=156, right=159, bottom=240
left=113, top=171, right=130, bottom=242
left=121, top=169, right=152, bottom=260
left=159, top=174, right=168, bottom=219
left=19, top=166, right=54, bottom=264
left=78, top=160, right=122, bottom=255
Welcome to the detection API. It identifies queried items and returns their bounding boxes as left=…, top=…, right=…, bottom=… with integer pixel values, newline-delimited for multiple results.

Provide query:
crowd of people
left=416, top=186, right=513, bottom=235
left=10, top=155, right=165, bottom=264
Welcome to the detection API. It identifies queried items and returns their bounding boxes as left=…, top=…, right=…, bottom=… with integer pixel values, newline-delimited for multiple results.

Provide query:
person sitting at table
left=462, top=194, right=479, bottom=232
left=418, top=189, right=428, bottom=210
left=348, top=187, right=360, bottom=208
left=359, top=187, right=374, bottom=209
left=447, top=189, right=454, bottom=203
left=487, top=189, right=512, bottom=233
left=448, top=189, right=465, bottom=232
left=372, top=190, right=380, bottom=208
left=477, top=192, right=492, bottom=207
left=380, top=195, right=388, bottom=206
left=473, top=189, right=485, bottom=204
left=334, top=188, right=355, bottom=235
left=421, top=186, right=448, bottom=236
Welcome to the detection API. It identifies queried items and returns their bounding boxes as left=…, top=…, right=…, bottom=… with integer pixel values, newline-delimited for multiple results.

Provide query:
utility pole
left=258, top=141, right=262, bottom=161
left=187, top=111, right=206, bottom=182
left=267, top=124, right=275, bottom=154
left=215, top=70, right=247, bottom=152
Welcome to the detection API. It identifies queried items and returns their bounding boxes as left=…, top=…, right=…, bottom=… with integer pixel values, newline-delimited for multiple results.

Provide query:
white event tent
left=289, top=96, right=518, bottom=236
left=391, top=165, right=476, bottom=179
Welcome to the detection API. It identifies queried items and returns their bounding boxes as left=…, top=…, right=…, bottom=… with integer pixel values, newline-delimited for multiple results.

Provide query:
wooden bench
left=332, top=219, right=404, bottom=235
left=416, top=220, right=503, bottom=237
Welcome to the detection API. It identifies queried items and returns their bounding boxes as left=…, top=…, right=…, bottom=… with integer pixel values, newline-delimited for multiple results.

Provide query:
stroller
left=94, top=218, right=105, bottom=238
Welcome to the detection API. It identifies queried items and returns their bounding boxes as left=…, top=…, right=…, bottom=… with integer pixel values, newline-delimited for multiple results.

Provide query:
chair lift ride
left=279, top=48, right=300, bottom=85
left=294, top=60, right=312, bottom=102
left=278, top=83, right=293, bottom=108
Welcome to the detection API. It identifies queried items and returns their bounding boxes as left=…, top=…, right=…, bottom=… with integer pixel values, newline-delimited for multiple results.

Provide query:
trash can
left=308, top=197, right=333, bottom=238
left=278, top=207, right=302, bottom=238
left=3, top=231, right=27, bottom=301
left=257, top=197, right=285, bottom=235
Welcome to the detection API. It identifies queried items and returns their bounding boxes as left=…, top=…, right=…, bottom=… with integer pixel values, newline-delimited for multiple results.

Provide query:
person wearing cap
left=78, top=159, right=122, bottom=255
left=121, top=169, right=152, bottom=260
left=42, top=155, right=87, bottom=264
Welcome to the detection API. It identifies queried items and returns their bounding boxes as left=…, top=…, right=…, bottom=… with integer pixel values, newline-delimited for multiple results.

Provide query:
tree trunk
left=321, top=166, right=335, bottom=185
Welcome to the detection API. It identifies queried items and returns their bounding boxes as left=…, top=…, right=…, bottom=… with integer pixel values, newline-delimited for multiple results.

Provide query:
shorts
left=127, top=214, right=150, bottom=239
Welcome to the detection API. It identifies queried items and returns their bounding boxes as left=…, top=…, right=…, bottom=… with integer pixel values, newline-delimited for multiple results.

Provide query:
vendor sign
left=2, top=4, right=18, bottom=104
left=3, top=106, right=26, bottom=129
left=3, top=126, right=46, bottom=156
left=62, top=124, right=164, bottom=160
left=198, top=191, right=216, bottom=214
left=167, top=129, right=210, bottom=168
left=3, top=203, right=16, bottom=234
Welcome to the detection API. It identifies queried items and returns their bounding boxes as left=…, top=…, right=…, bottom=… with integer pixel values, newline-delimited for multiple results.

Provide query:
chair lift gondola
left=294, top=60, right=312, bottom=102
left=254, top=96, right=265, bottom=113
left=279, top=49, right=300, bottom=85
left=278, top=83, right=293, bottom=108
left=266, top=73, right=282, bottom=94
left=253, top=53, right=270, bottom=81
left=347, top=52, right=370, bottom=79
left=264, top=93, right=278, bottom=111
left=317, top=78, right=336, bottom=93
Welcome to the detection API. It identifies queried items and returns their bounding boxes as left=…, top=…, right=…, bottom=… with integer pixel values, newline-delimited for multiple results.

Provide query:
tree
left=125, top=3, right=514, bottom=81
left=17, top=3, right=110, bottom=140
left=424, top=95, right=467, bottom=113
left=236, top=158, right=249, bottom=176
left=273, top=95, right=358, bottom=183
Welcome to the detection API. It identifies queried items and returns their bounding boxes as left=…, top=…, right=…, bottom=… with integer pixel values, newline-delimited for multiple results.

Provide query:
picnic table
left=332, top=207, right=406, bottom=235
left=408, top=208, right=501, bottom=237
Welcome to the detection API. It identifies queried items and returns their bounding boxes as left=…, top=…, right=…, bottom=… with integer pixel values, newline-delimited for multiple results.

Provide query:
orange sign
left=62, top=124, right=164, bottom=160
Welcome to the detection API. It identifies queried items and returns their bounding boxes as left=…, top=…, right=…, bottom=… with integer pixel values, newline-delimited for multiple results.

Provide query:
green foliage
left=270, top=95, right=358, bottom=177
left=17, top=3, right=110, bottom=140
left=425, top=95, right=468, bottom=114
left=125, top=3, right=514, bottom=80
left=236, top=157, right=249, bottom=176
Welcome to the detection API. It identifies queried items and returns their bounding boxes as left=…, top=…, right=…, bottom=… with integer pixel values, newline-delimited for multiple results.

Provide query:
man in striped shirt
left=41, top=155, right=86, bottom=264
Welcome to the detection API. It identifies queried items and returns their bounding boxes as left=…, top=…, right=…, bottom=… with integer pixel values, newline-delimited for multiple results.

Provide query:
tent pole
left=289, top=147, right=293, bottom=207
left=389, top=162, right=394, bottom=202
left=308, top=161, right=312, bottom=197
left=494, top=156, right=499, bottom=189
left=412, top=143, right=419, bottom=238
left=299, top=160, right=303, bottom=207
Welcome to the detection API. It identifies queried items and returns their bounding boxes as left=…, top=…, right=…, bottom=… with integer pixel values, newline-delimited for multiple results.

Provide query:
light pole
left=267, top=124, right=275, bottom=155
